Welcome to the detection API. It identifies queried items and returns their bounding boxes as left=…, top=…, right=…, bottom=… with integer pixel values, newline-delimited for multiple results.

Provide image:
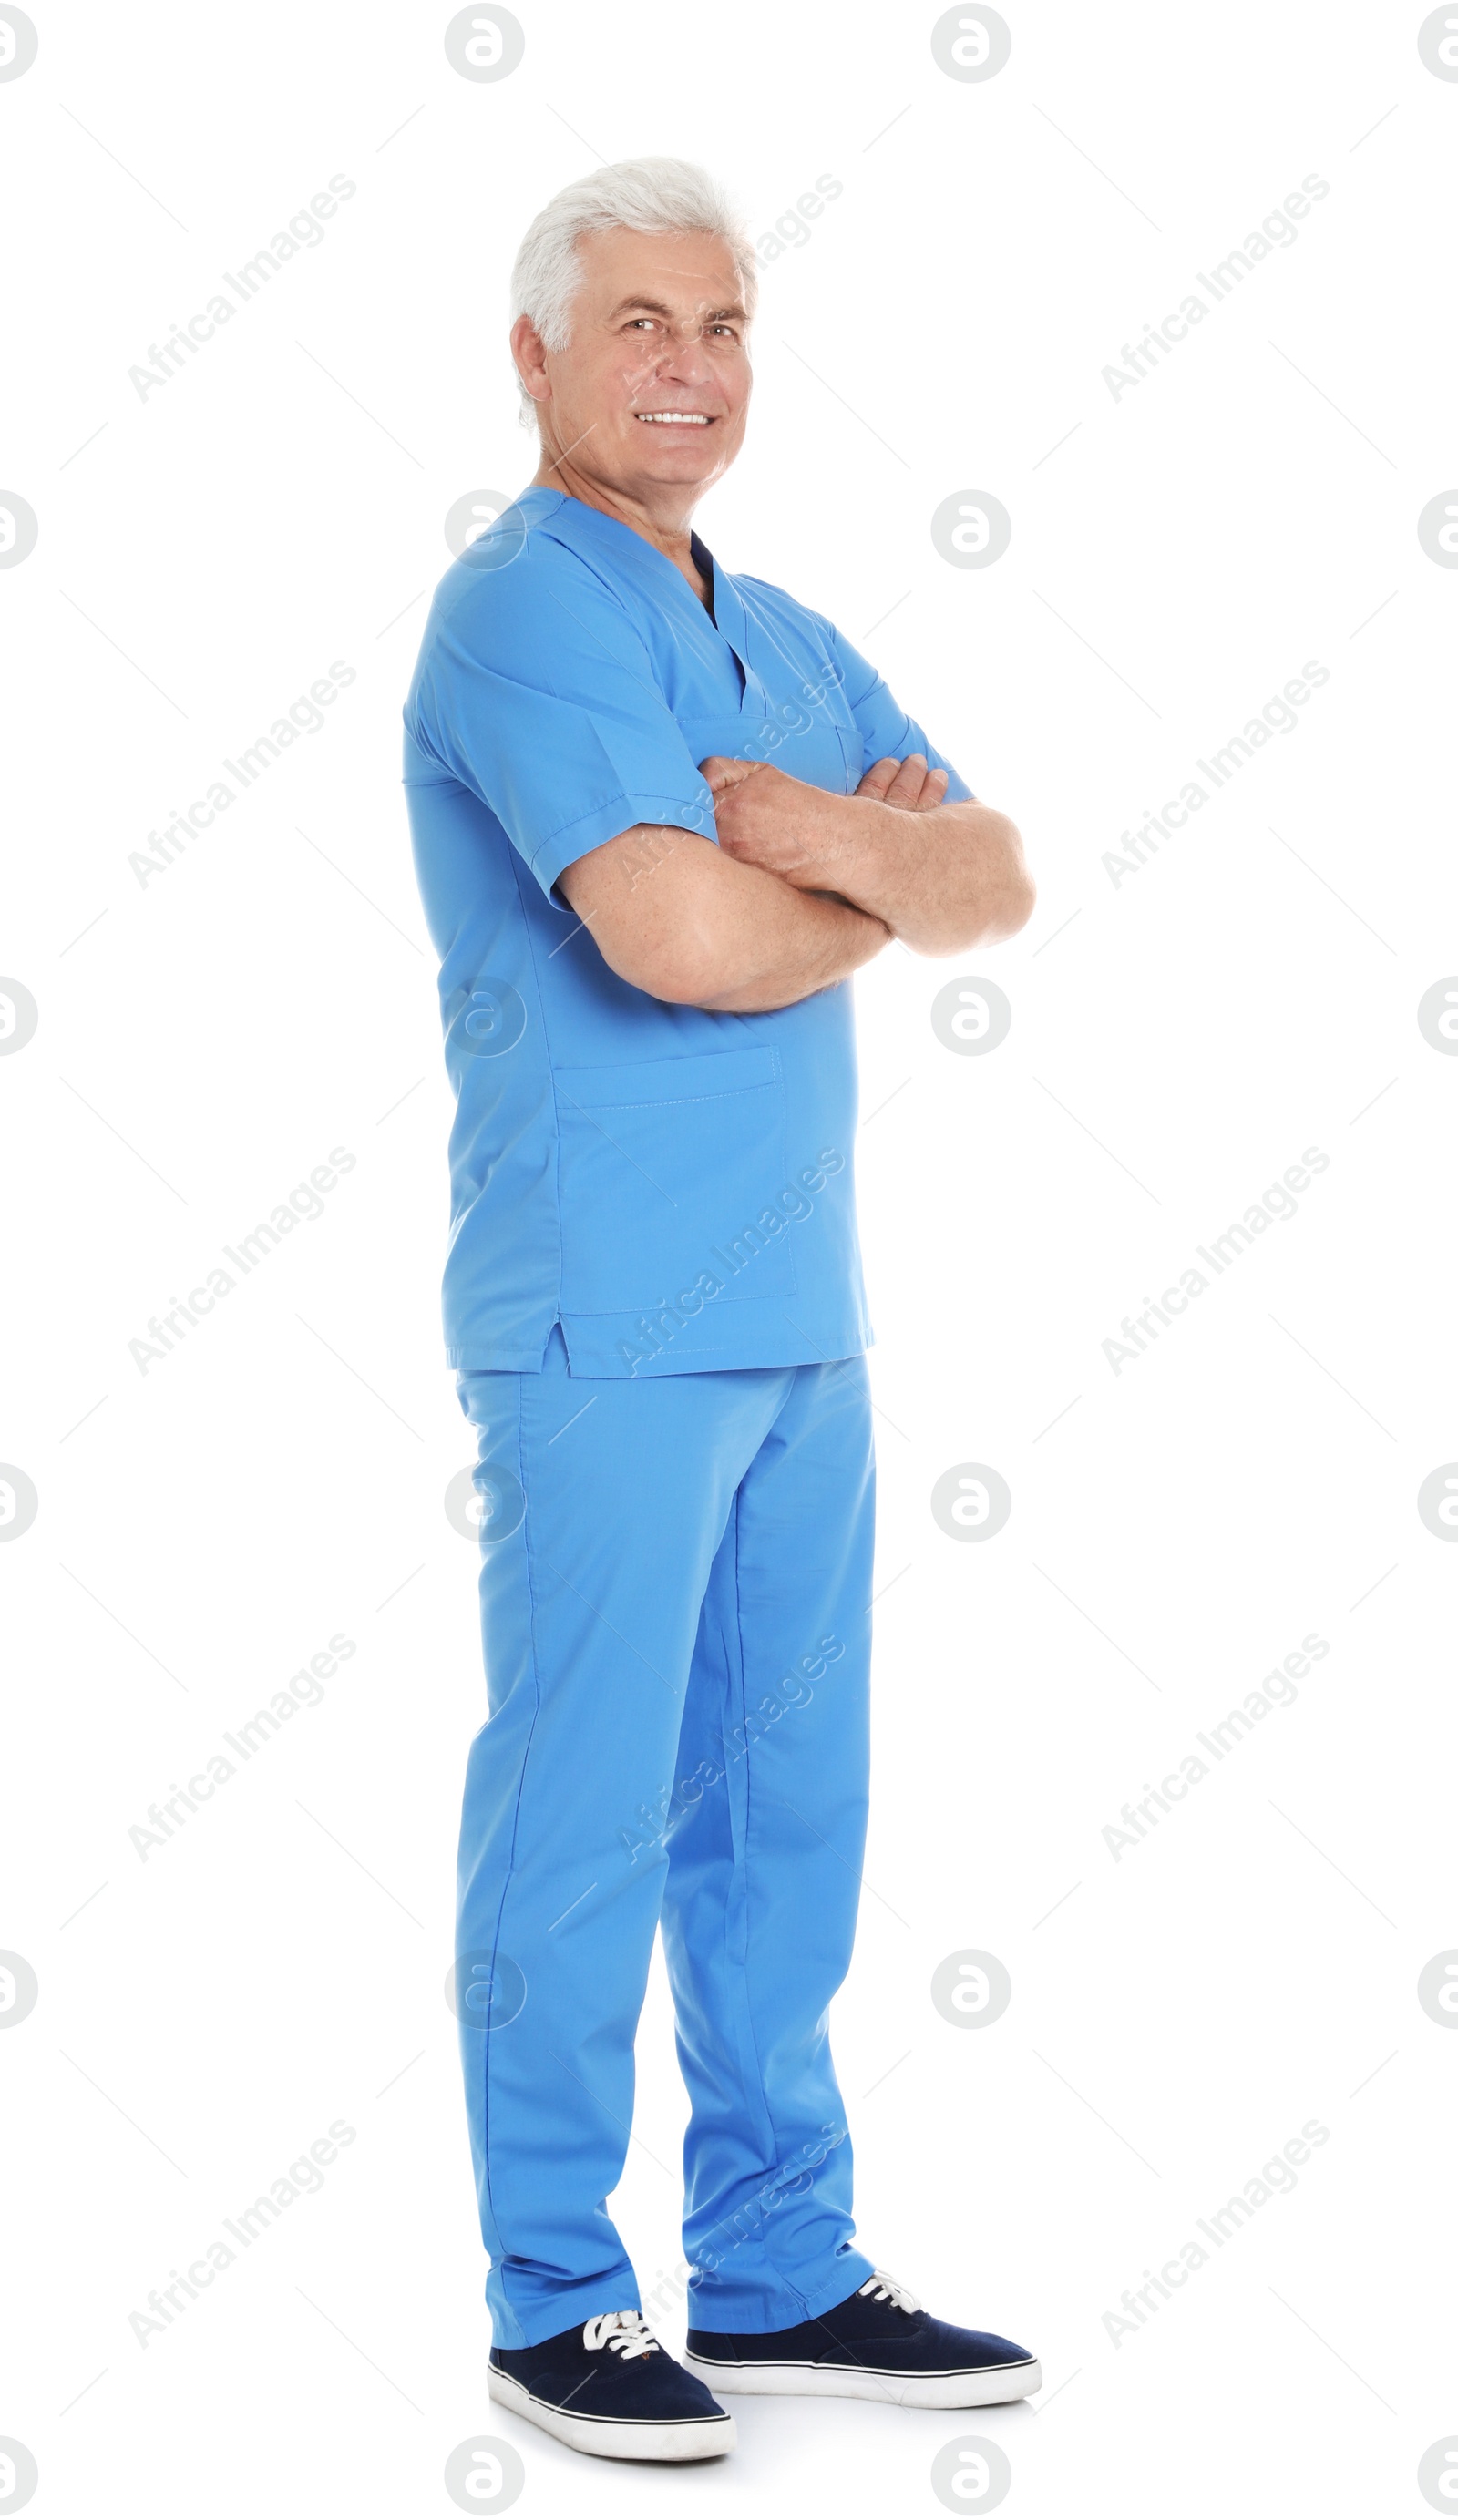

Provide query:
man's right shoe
left=488, top=2309, right=735, bottom=2462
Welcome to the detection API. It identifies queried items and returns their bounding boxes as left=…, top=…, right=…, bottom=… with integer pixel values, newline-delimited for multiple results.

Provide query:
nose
left=638, top=323, right=719, bottom=392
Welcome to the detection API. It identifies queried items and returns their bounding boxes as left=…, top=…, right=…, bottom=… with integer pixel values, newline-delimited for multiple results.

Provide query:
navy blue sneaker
left=684, top=2269, right=1041, bottom=2408
left=489, top=2310, right=735, bottom=2461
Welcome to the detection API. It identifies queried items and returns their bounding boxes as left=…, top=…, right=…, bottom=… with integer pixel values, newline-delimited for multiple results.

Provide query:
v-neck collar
left=693, top=533, right=751, bottom=671
left=527, top=487, right=753, bottom=678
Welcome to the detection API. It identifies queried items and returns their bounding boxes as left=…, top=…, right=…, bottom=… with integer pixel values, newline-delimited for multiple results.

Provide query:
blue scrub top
left=402, top=486, right=971, bottom=1376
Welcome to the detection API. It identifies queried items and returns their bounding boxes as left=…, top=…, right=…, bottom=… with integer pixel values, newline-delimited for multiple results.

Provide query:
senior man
left=404, top=158, right=1038, bottom=2464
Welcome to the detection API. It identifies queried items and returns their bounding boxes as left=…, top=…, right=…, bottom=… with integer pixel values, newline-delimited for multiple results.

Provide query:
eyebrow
left=608, top=294, right=748, bottom=324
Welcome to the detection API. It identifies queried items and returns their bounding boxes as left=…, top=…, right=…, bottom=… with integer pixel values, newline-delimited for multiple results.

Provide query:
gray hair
left=509, top=156, right=757, bottom=425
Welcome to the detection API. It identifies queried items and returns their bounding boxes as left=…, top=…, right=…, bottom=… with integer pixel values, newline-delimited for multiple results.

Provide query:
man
left=403, top=157, right=1038, bottom=2464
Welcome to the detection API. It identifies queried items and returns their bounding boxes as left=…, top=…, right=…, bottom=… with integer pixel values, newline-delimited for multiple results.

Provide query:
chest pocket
left=552, top=1045, right=796, bottom=1316
left=744, top=702, right=860, bottom=791
left=678, top=697, right=859, bottom=797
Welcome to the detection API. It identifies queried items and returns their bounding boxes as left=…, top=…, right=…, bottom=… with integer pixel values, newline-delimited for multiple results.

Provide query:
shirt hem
left=447, top=1315, right=873, bottom=1378
left=447, top=1345, right=555, bottom=1373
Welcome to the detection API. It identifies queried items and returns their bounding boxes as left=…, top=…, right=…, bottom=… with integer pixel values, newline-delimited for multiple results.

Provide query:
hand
left=697, top=758, right=837, bottom=886
left=855, top=753, right=949, bottom=812
left=698, top=751, right=947, bottom=889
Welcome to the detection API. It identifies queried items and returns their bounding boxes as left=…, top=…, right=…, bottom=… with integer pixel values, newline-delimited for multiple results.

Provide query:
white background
left=4, top=3, right=1457, bottom=2515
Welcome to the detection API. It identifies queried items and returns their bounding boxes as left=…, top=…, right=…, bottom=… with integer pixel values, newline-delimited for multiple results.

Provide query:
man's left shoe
left=683, top=2269, right=1041, bottom=2408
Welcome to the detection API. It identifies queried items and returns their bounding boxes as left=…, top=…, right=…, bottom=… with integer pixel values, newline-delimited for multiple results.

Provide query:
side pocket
left=553, top=1046, right=796, bottom=1314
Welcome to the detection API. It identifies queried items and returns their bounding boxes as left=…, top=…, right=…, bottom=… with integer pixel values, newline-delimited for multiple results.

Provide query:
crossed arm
left=558, top=753, right=1034, bottom=1014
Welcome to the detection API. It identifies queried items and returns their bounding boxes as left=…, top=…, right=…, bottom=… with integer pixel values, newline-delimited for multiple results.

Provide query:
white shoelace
left=581, top=2310, right=661, bottom=2360
left=858, top=2269, right=920, bottom=2314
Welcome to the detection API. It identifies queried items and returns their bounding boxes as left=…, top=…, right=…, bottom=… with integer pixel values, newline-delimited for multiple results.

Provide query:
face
left=513, top=226, right=753, bottom=509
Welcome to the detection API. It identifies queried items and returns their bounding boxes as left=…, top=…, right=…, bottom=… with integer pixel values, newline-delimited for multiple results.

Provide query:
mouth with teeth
left=634, top=410, right=714, bottom=425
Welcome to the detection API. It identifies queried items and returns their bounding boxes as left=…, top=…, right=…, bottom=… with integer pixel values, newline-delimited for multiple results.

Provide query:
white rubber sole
left=682, top=2351, right=1042, bottom=2410
left=488, top=2366, right=736, bottom=2461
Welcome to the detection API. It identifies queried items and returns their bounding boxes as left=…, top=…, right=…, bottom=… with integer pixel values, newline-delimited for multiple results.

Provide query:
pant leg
left=453, top=1327, right=788, bottom=2347
left=660, top=1352, right=878, bottom=2331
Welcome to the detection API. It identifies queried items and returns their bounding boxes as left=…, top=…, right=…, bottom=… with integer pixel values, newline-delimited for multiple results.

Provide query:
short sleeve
left=818, top=618, right=975, bottom=801
left=405, top=538, right=717, bottom=903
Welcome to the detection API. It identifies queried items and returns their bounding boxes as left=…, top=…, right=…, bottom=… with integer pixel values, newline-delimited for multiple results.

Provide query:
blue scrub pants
left=453, top=1326, right=878, bottom=2348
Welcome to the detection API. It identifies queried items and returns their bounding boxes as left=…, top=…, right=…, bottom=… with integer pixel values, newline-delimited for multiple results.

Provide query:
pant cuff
left=686, top=2246, right=877, bottom=2337
left=489, top=2270, right=643, bottom=2351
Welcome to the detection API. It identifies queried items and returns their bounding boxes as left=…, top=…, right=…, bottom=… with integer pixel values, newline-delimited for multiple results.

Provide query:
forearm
left=694, top=874, right=888, bottom=1012
left=811, top=797, right=1035, bottom=955
left=558, top=825, right=889, bottom=1011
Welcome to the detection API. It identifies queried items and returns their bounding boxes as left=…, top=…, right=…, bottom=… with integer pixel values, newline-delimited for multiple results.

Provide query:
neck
left=531, top=446, right=702, bottom=576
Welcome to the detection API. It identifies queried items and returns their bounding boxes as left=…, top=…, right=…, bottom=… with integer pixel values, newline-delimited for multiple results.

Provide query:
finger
left=856, top=755, right=902, bottom=800
left=698, top=755, right=755, bottom=794
left=914, top=765, right=950, bottom=811
left=883, top=753, right=928, bottom=806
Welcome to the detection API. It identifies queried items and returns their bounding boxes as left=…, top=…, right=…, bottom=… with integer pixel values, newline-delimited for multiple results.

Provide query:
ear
left=510, top=312, right=551, bottom=406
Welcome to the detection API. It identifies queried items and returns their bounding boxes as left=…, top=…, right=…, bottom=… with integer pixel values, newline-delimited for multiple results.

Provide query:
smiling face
left=512, top=226, right=753, bottom=522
